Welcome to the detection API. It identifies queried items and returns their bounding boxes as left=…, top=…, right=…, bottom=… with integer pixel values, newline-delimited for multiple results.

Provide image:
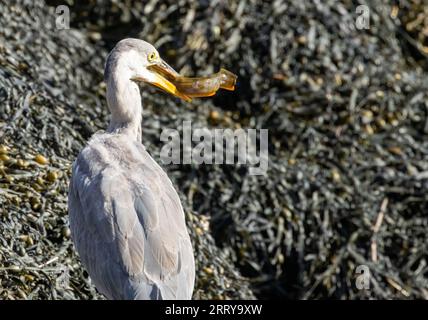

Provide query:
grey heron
left=68, top=39, right=196, bottom=300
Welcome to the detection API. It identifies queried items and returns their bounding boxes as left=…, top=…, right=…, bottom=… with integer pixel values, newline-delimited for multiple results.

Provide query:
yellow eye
left=148, top=52, right=157, bottom=62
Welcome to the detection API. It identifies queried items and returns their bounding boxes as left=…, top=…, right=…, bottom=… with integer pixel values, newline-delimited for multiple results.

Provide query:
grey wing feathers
left=68, top=140, right=195, bottom=300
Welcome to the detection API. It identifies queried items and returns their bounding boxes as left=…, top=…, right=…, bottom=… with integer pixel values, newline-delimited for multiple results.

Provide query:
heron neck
left=106, top=73, right=142, bottom=141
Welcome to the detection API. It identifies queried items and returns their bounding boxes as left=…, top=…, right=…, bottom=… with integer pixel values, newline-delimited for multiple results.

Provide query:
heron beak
left=145, top=59, right=192, bottom=102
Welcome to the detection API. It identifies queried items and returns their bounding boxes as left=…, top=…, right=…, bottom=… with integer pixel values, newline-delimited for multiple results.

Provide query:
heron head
left=104, top=38, right=191, bottom=102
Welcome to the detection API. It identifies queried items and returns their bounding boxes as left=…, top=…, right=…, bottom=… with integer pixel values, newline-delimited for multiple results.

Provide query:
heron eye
left=148, top=52, right=157, bottom=62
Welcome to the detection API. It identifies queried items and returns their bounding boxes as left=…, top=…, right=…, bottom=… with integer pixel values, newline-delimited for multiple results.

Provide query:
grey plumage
left=68, top=39, right=195, bottom=300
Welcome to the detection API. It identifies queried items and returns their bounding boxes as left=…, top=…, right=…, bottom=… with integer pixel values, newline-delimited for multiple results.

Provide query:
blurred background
left=0, top=0, right=427, bottom=299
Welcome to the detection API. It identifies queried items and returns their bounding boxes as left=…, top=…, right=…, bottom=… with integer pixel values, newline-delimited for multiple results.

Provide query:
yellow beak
left=145, top=60, right=192, bottom=102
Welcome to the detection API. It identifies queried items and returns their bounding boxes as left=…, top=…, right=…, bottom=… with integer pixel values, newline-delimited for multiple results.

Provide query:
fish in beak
left=137, top=58, right=237, bottom=102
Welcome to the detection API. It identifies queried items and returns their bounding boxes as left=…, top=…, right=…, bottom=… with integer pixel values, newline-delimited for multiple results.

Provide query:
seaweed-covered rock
left=1, top=0, right=428, bottom=300
left=0, top=0, right=254, bottom=300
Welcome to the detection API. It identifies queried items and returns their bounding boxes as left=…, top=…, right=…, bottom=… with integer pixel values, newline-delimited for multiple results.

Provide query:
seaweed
left=1, top=0, right=428, bottom=300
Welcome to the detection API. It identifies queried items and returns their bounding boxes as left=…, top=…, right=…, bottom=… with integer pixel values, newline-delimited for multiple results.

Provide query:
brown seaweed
left=1, top=0, right=428, bottom=301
